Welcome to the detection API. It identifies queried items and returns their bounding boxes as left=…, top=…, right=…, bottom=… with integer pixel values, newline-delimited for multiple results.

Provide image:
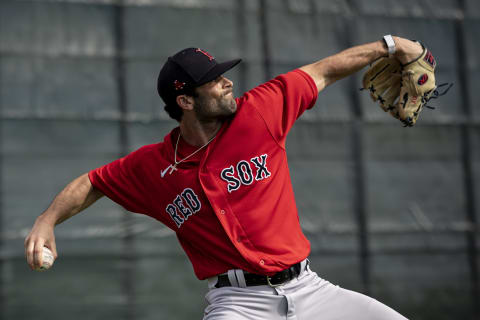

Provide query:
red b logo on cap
left=173, top=80, right=185, bottom=91
left=196, top=48, right=214, bottom=61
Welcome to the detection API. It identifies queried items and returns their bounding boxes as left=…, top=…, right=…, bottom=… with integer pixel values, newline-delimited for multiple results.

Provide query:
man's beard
left=194, top=93, right=237, bottom=122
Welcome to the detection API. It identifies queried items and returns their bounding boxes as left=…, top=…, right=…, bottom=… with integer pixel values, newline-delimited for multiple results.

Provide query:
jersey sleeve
left=88, top=147, right=151, bottom=214
left=237, top=69, right=318, bottom=146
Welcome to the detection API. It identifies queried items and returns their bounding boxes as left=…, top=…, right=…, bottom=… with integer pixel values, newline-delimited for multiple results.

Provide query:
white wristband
left=383, top=35, right=396, bottom=57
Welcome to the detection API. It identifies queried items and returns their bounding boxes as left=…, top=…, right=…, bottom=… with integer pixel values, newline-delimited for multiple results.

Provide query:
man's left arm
left=300, top=36, right=423, bottom=93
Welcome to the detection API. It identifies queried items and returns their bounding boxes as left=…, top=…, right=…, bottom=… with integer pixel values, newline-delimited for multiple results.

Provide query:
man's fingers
left=33, top=240, right=45, bottom=269
left=26, top=240, right=35, bottom=270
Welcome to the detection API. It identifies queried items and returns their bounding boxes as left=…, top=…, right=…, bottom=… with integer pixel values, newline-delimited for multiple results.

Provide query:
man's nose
left=222, top=76, right=233, bottom=88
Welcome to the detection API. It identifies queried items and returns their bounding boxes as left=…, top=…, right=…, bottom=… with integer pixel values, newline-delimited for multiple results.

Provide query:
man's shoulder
left=130, top=142, right=164, bottom=159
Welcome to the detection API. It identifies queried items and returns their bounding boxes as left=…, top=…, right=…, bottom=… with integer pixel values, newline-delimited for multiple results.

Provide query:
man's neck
left=179, top=118, right=223, bottom=147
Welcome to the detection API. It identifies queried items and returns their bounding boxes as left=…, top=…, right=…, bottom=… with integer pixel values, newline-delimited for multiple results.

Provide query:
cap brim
left=197, top=59, right=241, bottom=86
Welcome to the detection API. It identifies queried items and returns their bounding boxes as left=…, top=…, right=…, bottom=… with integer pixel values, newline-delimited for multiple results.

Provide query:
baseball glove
left=362, top=57, right=403, bottom=119
left=362, top=44, right=451, bottom=127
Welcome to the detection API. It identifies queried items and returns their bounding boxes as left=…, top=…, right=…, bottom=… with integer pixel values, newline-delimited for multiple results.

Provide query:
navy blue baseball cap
left=157, top=47, right=241, bottom=107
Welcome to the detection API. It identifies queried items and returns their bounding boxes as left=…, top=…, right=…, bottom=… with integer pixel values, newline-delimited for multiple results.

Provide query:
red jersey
left=89, top=69, right=318, bottom=279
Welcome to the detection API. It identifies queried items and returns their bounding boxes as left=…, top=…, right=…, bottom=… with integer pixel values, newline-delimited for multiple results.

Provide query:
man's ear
left=176, top=95, right=194, bottom=111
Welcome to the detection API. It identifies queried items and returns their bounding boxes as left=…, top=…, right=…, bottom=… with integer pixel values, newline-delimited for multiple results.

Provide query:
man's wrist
left=36, top=213, right=57, bottom=227
left=383, top=35, right=396, bottom=57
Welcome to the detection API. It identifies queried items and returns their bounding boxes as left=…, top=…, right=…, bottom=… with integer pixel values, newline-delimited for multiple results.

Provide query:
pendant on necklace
left=169, top=164, right=178, bottom=174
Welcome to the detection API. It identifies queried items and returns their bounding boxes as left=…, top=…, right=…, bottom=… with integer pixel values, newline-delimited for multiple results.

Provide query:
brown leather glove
left=363, top=44, right=450, bottom=126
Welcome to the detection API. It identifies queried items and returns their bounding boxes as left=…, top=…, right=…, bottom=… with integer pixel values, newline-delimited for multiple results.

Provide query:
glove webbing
left=400, top=83, right=454, bottom=127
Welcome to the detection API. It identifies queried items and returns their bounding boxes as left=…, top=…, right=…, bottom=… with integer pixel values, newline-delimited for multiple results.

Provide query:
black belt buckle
left=266, top=264, right=297, bottom=288
left=266, top=275, right=283, bottom=288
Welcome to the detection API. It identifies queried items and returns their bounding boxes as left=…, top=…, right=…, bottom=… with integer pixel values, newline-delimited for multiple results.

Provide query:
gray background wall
left=0, top=0, right=479, bottom=319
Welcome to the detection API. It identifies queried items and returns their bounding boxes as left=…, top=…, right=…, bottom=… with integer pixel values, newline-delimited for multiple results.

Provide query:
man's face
left=192, top=76, right=236, bottom=122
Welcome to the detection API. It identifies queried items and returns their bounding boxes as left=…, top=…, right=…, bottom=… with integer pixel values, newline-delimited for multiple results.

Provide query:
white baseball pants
left=203, top=263, right=408, bottom=320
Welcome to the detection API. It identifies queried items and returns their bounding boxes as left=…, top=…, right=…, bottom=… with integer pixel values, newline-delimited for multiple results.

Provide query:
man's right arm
left=24, top=173, right=104, bottom=270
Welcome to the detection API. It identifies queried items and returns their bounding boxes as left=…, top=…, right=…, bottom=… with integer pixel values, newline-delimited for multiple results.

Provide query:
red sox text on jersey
left=167, top=154, right=271, bottom=227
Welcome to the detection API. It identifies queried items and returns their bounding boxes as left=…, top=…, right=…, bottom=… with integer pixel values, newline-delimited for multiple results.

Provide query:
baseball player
left=25, top=36, right=423, bottom=319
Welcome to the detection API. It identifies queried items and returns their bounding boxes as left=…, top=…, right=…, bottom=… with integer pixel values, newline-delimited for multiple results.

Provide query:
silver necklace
left=165, top=132, right=216, bottom=175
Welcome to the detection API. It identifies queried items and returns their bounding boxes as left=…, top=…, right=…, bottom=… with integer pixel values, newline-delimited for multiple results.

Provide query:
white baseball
left=36, top=247, right=54, bottom=271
